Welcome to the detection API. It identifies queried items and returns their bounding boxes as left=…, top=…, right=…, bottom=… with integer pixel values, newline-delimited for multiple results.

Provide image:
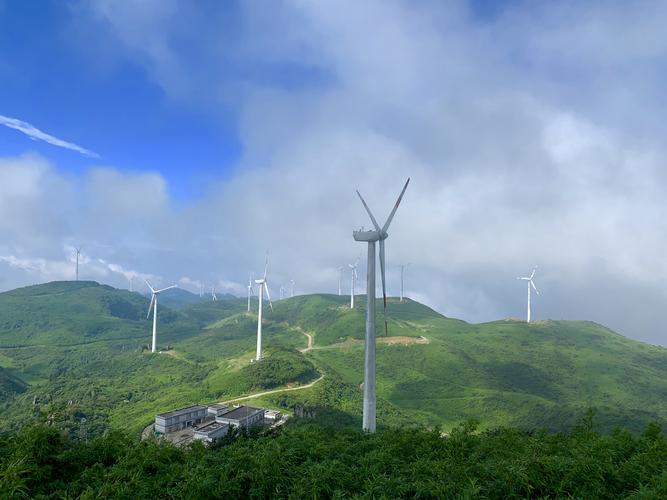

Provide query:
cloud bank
left=3, top=1, right=667, bottom=346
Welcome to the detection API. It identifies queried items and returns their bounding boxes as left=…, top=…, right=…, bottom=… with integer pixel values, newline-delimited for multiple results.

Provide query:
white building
left=207, top=403, right=229, bottom=417
left=215, top=406, right=264, bottom=428
left=193, top=421, right=230, bottom=444
left=155, top=405, right=208, bottom=434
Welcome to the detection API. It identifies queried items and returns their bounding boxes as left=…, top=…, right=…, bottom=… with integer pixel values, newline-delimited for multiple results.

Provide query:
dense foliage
left=2, top=417, right=667, bottom=498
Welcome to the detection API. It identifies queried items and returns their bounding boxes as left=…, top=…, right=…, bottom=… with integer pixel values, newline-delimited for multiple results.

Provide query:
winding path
left=220, top=374, right=324, bottom=405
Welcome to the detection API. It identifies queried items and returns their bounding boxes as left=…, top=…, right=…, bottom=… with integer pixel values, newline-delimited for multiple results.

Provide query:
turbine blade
left=265, top=283, right=273, bottom=311
left=263, top=255, right=268, bottom=280
left=380, top=239, right=388, bottom=336
left=530, top=267, right=536, bottom=279
left=146, top=294, right=155, bottom=319
left=381, top=177, right=410, bottom=232
left=531, top=280, right=539, bottom=294
left=145, top=279, right=155, bottom=293
left=155, top=285, right=177, bottom=293
left=356, top=190, right=381, bottom=231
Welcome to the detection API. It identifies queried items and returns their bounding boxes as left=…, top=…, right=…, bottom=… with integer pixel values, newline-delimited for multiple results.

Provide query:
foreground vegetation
left=2, top=416, right=667, bottom=498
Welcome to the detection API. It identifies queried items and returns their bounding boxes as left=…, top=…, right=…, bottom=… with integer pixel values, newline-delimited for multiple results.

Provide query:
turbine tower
left=517, top=267, right=539, bottom=323
left=129, top=276, right=133, bottom=292
left=353, top=178, right=410, bottom=433
left=290, top=279, right=295, bottom=298
left=349, top=260, right=359, bottom=308
left=74, top=246, right=82, bottom=281
left=247, top=275, right=254, bottom=312
left=211, top=286, right=217, bottom=301
left=338, top=267, right=343, bottom=296
left=254, top=258, right=273, bottom=361
left=145, top=280, right=177, bottom=353
left=279, top=286, right=285, bottom=300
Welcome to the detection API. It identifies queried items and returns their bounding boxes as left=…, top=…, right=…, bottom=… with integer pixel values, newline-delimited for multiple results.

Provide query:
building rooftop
left=208, top=403, right=228, bottom=410
left=218, top=406, right=263, bottom=421
left=194, top=421, right=229, bottom=434
left=156, top=405, right=207, bottom=419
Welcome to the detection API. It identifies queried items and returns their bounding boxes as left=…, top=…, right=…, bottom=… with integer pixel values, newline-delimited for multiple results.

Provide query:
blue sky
left=0, top=0, right=242, bottom=199
left=1, top=0, right=667, bottom=345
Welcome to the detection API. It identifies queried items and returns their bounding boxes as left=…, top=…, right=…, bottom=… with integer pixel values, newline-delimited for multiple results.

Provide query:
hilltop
left=1, top=283, right=667, bottom=437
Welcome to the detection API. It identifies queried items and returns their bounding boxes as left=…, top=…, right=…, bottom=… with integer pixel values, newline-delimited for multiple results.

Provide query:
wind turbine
left=129, top=276, right=133, bottom=292
left=353, top=178, right=410, bottom=433
left=349, top=260, right=359, bottom=308
left=145, top=280, right=177, bottom=353
left=74, top=246, right=82, bottom=281
left=338, top=267, right=343, bottom=296
left=517, top=267, right=539, bottom=323
left=254, top=258, right=273, bottom=361
left=211, top=286, right=217, bottom=301
left=399, top=263, right=410, bottom=302
left=247, top=275, right=254, bottom=312
left=290, top=279, right=295, bottom=298
left=279, top=286, right=285, bottom=300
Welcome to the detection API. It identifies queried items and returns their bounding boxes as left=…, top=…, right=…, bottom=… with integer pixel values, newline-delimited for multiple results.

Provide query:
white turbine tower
left=279, top=286, right=285, bottom=300
left=254, top=259, right=273, bottom=361
left=211, top=286, right=217, bottom=301
left=145, top=280, right=177, bottom=353
left=517, top=267, right=539, bottom=323
left=290, top=279, right=295, bottom=298
left=353, top=178, right=410, bottom=433
left=247, top=275, right=254, bottom=312
left=338, top=267, right=343, bottom=296
left=349, top=260, right=359, bottom=308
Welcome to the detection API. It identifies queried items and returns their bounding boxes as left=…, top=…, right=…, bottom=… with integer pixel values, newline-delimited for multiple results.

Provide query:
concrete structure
left=216, top=405, right=264, bottom=428
left=193, top=421, right=230, bottom=444
left=264, top=410, right=282, bottom=423
left=155, top=405, right=208, bottom=434
left=207, top=403, right=228, bottom=417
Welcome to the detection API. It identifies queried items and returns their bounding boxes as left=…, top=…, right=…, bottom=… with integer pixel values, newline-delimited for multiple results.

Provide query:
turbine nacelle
left=352, top=229, right=387, bottom=242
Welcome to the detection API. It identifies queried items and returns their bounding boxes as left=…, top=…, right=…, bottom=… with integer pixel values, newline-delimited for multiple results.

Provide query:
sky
left=1, top=0, right=667, bottom=345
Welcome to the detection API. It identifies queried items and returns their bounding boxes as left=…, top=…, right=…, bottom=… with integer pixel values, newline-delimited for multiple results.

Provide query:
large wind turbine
left=353, top=178, right=410, bottom=432
left=254, top=259, right=273, bottom=361
left=517, top=267, right=539, bottom=323
left=145, top=280, right=177, bottom=353
left=349, top=260, right=359, bottom=308
left=247, top=275, right=254, bottom=312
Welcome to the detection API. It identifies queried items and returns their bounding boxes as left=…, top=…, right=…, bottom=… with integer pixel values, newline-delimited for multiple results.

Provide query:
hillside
left=1, top=284, right=667, bottom=438
left=151, top=287, right=237, bottom=310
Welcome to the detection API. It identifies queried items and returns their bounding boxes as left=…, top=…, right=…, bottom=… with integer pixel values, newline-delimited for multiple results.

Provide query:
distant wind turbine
left=349, top=259, right=359, bottom=308
left=279, top=286, right=285, bottom=300
left=517, top=267, right=539, bottom=323
left=399, top=263, right=410, bottom=302
left=74, top=246, right=82, bottom=281
left=129, top=276, right=133, bottom=292
left=338, top=266, right=343, bottom=296
left=290, top=279, right=295, bottom=298
left=247, top=275, right=254, bottom=312
left=211, top=286, right=217, bottom=301
left=353, top=177, right=410, bottom=433
left=145, top=280, right=177, bottom=353
left=254, top=258, right=273, bottom=361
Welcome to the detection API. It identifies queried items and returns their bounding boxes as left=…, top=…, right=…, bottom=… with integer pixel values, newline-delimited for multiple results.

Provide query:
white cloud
left=0, top=115, right=100, bottom=158
left=4, top=1, right=667, bottom=346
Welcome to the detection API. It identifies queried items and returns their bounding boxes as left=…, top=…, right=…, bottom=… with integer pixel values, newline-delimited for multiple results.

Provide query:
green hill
left=1, top=285, right=667, bottom=438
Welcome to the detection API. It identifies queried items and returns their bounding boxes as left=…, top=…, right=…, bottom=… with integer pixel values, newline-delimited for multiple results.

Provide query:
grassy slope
left=2, top=284, right=667, bottom=437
